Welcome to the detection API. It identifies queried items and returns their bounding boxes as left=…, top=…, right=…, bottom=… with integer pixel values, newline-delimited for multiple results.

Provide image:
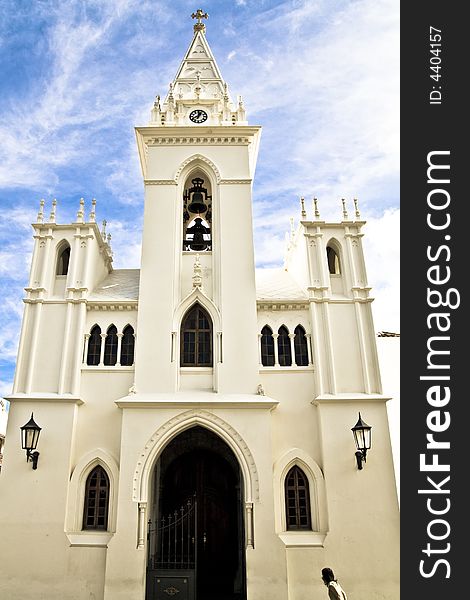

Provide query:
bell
left=186, top=218, right=209, bottom=251
left=187, top=178, right=208, bottom=214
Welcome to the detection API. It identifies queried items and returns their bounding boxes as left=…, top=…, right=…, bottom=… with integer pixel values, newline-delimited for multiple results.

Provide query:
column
left=137, top=502, right=147, bottom=549
left=257, top=333, right=263, bottom=366
left=305, top=333, right=313, bottom=365
left=116, top=333, right=124, bottom=366
left=83, top=333, right=90, bottom=364
left=245, top=503, right=254, bottom=549
left=288, top=333, right=296, bottom=366
left=272, top=334, right=279, bottom=367
left=99, top=333, right=106, bottom=366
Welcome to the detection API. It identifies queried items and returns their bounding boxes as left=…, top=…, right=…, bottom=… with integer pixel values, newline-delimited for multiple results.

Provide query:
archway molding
left=65, top=447, right=120, bottom=535
left=133, top=409, right=259, bottom=506
left=174, top=153, right=222, bottom=184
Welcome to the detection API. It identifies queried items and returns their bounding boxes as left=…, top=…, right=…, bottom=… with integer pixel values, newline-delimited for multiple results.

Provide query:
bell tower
left=134, top=13, right=261, bottom=394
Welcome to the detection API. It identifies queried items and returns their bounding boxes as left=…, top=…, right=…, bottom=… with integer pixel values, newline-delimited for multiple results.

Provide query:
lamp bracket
left=355, top=449, right=367, bottom=470
left=26, top=450, right=40, bottom=470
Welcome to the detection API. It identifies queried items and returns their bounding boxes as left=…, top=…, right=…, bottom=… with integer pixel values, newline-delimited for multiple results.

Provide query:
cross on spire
left=191, top=8, right=208, bottom=32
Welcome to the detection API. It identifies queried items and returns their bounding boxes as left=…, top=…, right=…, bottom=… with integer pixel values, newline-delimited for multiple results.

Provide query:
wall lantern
left=20, top=413, right=41, bottom=469
left=351, top=412, right=371, bottom=470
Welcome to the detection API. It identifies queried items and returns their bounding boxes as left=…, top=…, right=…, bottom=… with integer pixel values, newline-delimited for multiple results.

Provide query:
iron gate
left=146, top=496, right=197, bottom=600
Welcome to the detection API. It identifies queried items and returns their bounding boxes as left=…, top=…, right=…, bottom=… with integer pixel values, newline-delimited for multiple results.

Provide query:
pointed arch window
left=181, top=304, right=213, bottom=366
left=277, top=325, right=292, bottom=367
left=120, top=325, right=135, bottom=366
left=56, top=243, right=71, bottom=275
left=285, top=465, right=312, bottom=531
left=294, top=325, right=309, bottom=366
left=261, top=326, right=275, bottom=367
left=83, top=466, right=110, bottom=531
left=103, top=325, right=118, bottom=366
left=326, top=245, right=341, bottom=275
left=87, top=326, right=102, bottom=366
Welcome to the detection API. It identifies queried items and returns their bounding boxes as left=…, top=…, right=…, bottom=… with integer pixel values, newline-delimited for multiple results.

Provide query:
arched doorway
left=146, top=426, right=246, bottom=600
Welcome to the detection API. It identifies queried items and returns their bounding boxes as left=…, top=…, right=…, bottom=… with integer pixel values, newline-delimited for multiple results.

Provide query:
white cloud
left=363, top=208, right=400, bottom=332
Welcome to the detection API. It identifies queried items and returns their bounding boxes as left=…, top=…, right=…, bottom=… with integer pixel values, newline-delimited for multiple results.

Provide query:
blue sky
left=0, top=0, right=399, bottom=397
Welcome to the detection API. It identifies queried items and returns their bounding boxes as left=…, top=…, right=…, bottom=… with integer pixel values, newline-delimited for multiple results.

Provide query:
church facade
left=0, top=15, right=399, bottom=600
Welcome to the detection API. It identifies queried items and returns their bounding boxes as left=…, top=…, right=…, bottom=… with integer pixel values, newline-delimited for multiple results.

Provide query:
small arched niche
left=56, top=241, right=71, bottom=276
left=182, top=170, right=212, bottom=252
left=53, top=240, right=71, bottom=296
left=326, top=239, right=344, bottom=294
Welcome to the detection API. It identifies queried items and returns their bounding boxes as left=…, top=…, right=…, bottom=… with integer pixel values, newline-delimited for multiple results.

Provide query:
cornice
left=6, top=393, right=84, bottom=405
left=220, top=179, right=252, bottom=185
left=257, top=301, right=309, bottom=311
left=143, top=178, right=252, bottom=185
left=87, top=302, right=138, bottom=311
left=145, top=135, right=251, bottom=146
left=136, top=125, right=261, bottom=138
left=144, top=179, right=177, bottom=185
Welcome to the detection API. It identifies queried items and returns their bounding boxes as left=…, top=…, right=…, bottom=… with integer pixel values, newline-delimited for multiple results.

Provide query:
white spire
left=149, top=12, right=248, bottom=127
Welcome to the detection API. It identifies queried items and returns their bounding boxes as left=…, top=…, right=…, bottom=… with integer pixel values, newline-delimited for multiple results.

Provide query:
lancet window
left=56, top=242, right=71, bottom=275
left=285, top=465, right=312, bottom=531
left=260, top=326, right=275, bottom=367
left=120, top=325, right=135, bottom=366
left=181, top=303, right=213, bottom=366
left=326, top=245, right=341, bottom=275
left=277, top=325, right=292, bottom=367
left=182, top=175, right=212, bottom=251
left=87, top=325, right=102, bottom=366
left=82, top=466, right=110, bottom=531
left=294, top=325, right=309, bottom=366
left=103, top=325, right=118, bottom=366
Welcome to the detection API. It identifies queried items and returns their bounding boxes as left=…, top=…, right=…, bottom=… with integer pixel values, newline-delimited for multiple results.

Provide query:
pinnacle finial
left=101, top=219, right=107, bottom=239
left=354, top=198, right=361, bottom=219
left=191, top=9, right=209, bottom=32
left=36, top=199, right=45, bottom=223
left=313, top=197, right=320, bottom=219
left=76, top=197, right=85, bottom=223
left=89, top=198, right=96, bottom=223
left=300, top=197, right=307, bottom=219
left=341, top=198, right=349, bottom=220
left=49, top=199, right=57, bottom=223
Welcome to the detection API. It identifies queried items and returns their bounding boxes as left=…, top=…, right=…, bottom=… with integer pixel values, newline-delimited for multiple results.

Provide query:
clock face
left=189, top=109, right=208, bottom=124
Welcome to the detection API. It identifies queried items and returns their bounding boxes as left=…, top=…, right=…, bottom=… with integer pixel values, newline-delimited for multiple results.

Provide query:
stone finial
left=341, top=198, right=349, bottom=220
left=89, top=198, right=96, bottom=222
left=313, top=197, right=320, bottom=219
left=154, top=95, right=161, bottom=110
left=101, top=219, right=107, bottom=240
left=76, top=197, right=85, bottom=223
left=192, top=253, right=203, bottom=288
left=36, top=199, right=45, bottom=223
left=300, top=197, right=307, bottom=219
left=107, top=233, right=112, bottom=248
left=49, top=199, right=57, bottom=223
left=191, top=8, right=209, bottom=33
left=354, top=198, right=361, bottom=219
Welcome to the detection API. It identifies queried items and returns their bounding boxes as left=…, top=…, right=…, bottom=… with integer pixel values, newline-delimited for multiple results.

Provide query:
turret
left=13, top=198, right=113, bottom=395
